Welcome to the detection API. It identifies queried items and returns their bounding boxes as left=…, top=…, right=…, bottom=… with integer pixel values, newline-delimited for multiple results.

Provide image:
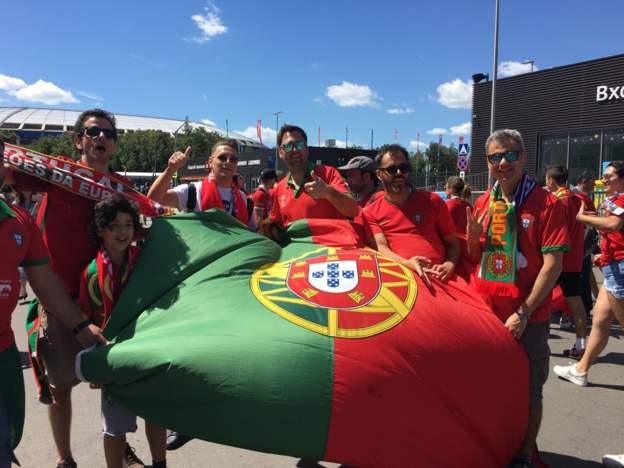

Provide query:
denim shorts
left=101, top=391, right=137, bottom=437
left=602, top=260, right=624, bottom=300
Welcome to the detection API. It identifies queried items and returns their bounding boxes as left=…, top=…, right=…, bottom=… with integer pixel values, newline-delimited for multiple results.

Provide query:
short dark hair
left=260, top=168, right=277, bottom=182
left=546, top=165, right=568, bottom=185
left=607, top=161, right=624, bottom=178
left=576, top=170, right=595, bottom=184
left=211, top=139, right=239, bottom=155
left=73, top=108, right=118, bottom=143
left=90, top=194, right=140, bottom=245
left=277, top=125, right=307, bottom=147
left=375, top=144, right=409, bottom=166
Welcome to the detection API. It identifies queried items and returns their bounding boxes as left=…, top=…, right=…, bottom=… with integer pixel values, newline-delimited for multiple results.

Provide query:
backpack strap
left=187, top=182, right=197, bottom=212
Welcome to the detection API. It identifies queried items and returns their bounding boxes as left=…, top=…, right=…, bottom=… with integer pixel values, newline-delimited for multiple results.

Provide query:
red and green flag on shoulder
left=77, top=211, right=529, bottom=467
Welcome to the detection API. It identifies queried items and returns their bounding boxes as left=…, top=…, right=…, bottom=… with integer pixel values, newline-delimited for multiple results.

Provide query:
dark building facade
left=178, top=147, right=378, bottom=191
left=471, top=54, right=624, bottom=188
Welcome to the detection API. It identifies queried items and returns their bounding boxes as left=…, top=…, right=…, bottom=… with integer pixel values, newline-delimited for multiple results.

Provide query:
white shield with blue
left=308, top=260, right=358, bottom=293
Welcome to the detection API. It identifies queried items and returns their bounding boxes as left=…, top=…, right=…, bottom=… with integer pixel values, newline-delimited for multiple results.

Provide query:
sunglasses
left=280, top=140, right=306, bottom=152
left=487, top=150, right=521, bottom=164
left=216, top=154, right=238, bottom=163
left=379, top=163, right=411, bottom=175
left=83, top=126, right=116, bottom=140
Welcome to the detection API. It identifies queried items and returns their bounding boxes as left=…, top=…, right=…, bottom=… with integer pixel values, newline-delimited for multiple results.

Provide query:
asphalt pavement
left=10, top=277, right=624, bottom=468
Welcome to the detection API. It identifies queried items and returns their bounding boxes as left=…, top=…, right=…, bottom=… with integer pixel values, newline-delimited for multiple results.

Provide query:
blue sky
left=1, top=0, right=622, bottom=150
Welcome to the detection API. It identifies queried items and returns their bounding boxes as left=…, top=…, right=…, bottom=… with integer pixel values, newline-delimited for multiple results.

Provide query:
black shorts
left=557, top=271, right=582, bottom=297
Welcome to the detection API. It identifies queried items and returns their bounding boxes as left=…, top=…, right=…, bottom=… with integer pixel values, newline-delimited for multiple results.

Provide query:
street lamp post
left=272, top=111, right=283, bottom=170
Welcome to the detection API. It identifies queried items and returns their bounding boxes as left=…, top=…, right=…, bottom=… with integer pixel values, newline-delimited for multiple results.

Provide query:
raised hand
left=466, top=206, right=486, bottom=244
left=304, top=170, right=330, bottom=199
left=167, top=146, right=192, bottom=172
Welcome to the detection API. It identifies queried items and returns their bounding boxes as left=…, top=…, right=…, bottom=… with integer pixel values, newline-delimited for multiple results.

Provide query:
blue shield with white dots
left=308, top=261, right=358, bottom=293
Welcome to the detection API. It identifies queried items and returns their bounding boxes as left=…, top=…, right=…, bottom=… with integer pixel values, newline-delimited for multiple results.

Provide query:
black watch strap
left=72, top=318, right=92, bottom=335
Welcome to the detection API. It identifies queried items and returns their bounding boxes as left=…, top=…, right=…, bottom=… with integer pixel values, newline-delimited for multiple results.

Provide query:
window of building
left=603, top=128, right=624, bottom=168
left=539, top=133, right=568, bottom=176
left=569, top=130, right=601, bottom=183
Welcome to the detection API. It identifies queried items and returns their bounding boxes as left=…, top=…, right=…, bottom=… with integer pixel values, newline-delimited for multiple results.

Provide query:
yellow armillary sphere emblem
left=250, top=247, right=418, bottom=338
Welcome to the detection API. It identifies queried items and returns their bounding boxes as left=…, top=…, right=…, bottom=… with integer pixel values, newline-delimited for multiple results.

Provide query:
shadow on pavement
left=595, top=352, right=624, bottom=365
left=587, top=382, right=624, bottom=391
left=541, top=452, right=602, bottom=467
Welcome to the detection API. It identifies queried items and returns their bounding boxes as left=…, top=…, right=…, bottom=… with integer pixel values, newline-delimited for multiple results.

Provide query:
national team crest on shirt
left=413, top=213, right=423, bottom=224
left=521, top=217, right=531, bottom=230
left=13, top=232, right=23, bottom=246
left=250, top=247, right=418, bottom=338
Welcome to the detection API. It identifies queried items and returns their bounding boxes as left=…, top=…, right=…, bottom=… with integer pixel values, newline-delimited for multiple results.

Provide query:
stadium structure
left=0, top=107, right=266, bottom=152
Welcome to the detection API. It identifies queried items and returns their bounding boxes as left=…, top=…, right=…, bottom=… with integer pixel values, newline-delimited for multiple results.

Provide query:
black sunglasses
left=83, top=126, right=116, bottom=140
left=487, top=150, right=521, bottom=164
left=280, top=140, right=306, bottom=152
left=216, top=154, right=238, bottom=163
left=379, top=163, right=411, bottom=175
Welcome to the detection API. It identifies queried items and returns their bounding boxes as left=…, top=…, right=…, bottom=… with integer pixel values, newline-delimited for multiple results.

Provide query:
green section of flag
left=80, top=211, right=333, bottom=458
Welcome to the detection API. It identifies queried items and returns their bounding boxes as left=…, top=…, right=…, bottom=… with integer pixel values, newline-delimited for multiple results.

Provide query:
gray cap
left=338, top=155, right=376, bottom=173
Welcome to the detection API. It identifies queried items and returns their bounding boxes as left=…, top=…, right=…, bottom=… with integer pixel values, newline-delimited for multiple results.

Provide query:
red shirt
left=270, top=164, right=350, bottom=227
left=575, top=191, right=596, bottom=212
left=363, top=190, right=456, bottom=265
left=596, top=193, right=624, bottom=266
left=446, top=197, right=471, bottom=235
left=557, top=191, right=584, bottom=272
left=251, top=185, right=272, bottom=220
left=473, top=187, right=568, bottom=323
left=0, top=202, right=49, bottom=351
left=14, top=169, right=132, bottom=296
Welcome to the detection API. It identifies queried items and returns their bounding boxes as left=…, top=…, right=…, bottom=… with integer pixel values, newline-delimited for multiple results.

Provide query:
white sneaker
left=603, top=454, right=624, bottom=467
left=553, top=363, right=588, bottom=386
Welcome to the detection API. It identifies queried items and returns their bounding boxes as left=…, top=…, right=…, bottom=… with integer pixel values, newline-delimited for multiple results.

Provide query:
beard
left=382, top=176, right=408, bottom=194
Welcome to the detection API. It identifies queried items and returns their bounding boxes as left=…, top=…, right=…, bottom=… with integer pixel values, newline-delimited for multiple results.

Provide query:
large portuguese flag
left=78, top=211, right=528, bottom=467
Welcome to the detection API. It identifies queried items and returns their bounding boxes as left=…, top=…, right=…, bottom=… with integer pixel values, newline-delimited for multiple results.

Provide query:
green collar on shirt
left=287, top=161, right=315, bottom=198
left=0, top=199, right=16, bottom=221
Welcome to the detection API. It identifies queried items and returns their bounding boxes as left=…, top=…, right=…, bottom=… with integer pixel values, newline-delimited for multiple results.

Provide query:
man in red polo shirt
left=467, top=129, right=567, bottom=468
left=0, top=151, right=105, bottom=467
left=251, top=168, right=277, bottom=227
left=362, top=144, right=459, bottom=286
left=546, top=165, right=587, bottom=357
left=6, top=109, right=137, bottom=468
left=268, top=125, right=358, bottom=228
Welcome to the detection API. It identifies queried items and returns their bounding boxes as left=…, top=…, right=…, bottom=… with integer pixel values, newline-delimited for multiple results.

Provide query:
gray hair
left=485, top=129, right=526, bottom=153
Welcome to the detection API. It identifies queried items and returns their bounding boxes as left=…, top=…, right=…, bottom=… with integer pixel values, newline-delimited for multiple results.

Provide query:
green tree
left=173, top=126, right=222, bottom=161
left=27, top=134, right=76, bottom=158
left=112, top=130, right=174, bottom=172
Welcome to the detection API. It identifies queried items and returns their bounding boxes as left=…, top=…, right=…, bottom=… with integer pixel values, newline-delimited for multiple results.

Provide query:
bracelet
left=72, top=318, right=92, bottom=335
left=515, top=311, right=529, bottom=323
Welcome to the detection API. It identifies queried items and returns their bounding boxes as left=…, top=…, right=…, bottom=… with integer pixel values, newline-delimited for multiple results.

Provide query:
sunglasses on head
left=487, top=150, right=521, bottom=164
left=379, top=163, right=411, bottom=175
left=83, top=126, right=116, bottom=140
left=216, top=154, right=238, bottom=163
left=280, top=140, right=306, bottom=152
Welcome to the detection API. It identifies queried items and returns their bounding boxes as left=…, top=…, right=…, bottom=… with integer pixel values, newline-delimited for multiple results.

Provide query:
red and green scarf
left=79, top=245, right=141, bottom=329
left=200, top=175, right=249, bottom=224
left=554, top=186, right=572, bottom=200
left=477, top=174, right=535, bottom=297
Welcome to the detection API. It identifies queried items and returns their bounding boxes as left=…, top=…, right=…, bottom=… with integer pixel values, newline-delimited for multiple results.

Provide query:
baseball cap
left=338, top=155, right=376, bottom=173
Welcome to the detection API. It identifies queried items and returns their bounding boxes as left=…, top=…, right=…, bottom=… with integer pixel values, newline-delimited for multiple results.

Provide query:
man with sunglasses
left=147, top=139, right=255, bottom=229
left=467, top=129, right=567, bottom=468
left=4, top=109, right=142, bottom=468
left=362, top=144, right=459, bottom=285
left=267, top=125, right=358, bottom=229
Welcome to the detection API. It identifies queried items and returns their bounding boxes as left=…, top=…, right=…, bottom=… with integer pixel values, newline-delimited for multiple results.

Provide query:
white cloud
left=201, top=118, right=216, bottom=126
left=387, top=107, right=415, bottom=114
left=190, top=3, right=227, bottom=43
left=326, top=81, right=380, bottom=108
left=436, top=79, right=472, bottom=109
left=449, top=122, right=472, bottom=136
left=9, top=79, right=78, bottom=105
left=236, top=125, right=277, bottom=145
left=409, top=140, right=429, bottom=151
left=0, top=74, right=27, bottom=91
left=75, top=90, right=104, bottom=101
left=498, top=61, right=538, bottom=78
left=427, top=128, right=448, bottom=136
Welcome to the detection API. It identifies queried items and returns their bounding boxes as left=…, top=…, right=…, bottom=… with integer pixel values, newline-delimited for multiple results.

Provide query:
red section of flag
left=256, top=119, right=262, bottom=145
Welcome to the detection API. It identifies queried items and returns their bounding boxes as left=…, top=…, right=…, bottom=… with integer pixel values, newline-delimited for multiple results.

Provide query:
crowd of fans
left=1, top=108, right=624, bottom=468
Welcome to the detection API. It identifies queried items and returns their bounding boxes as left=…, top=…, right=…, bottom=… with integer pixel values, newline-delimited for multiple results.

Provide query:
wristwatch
left=515, top=311, right=529, bottom=323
